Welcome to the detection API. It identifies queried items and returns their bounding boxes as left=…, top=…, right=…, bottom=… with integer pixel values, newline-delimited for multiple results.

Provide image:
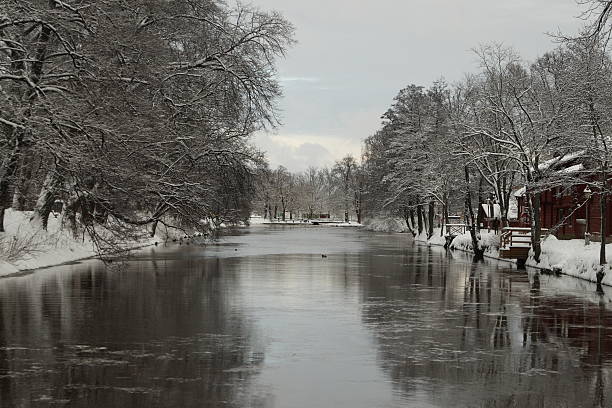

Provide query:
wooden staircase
left=499, top=227, right=548, bottom=260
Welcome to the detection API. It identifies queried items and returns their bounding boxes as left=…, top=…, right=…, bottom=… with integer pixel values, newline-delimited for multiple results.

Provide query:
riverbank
left=262, top=219, right=363, bottom=227
left=441, top=231, right=612, bottom=285
left=0, top=209, right=158, bottom=275
left=364, top=217, right=612, bottom=286
left=440, top=230, right=612, bottom=285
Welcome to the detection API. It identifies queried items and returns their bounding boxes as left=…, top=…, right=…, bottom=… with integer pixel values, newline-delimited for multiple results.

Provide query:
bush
left=0, top=228, right=43, bottom=262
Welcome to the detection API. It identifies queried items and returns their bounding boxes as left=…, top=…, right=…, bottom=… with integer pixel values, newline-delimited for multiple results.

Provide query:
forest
left=358, top=22, right=612, bottom=263
left=0, top=0, right=293, bottom=253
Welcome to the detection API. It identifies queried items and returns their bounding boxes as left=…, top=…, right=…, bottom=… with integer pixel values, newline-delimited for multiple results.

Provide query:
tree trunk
left=354, top=187, right=362, bottom=224
left=427, top=201, right=434, bottom=239
left=442, top=193, right=449, bottom=237
left=417, top=204, right=424, bottom=236
left=476, top=176, right=484, bottom=231
left=598, top=189, right=607, bottom=286
left=281, top=199, right=286, bottom=221
left=600, top=165, right=607, bottom=268
left=464, top=166, right=484, bottom=260
left=30, top=168, right=62, bottom=231
left=12, top=150, right=36, bottom=211
left=529, top=191, right=542, bottom=263
left=600, top=189, right=606, bottom=265
left=0, top=144, right=21, bottom=232
left=409, top=205, right=416, bottom=235
left=150, top=219, right=159, bottom=238
left=62, top=194, right=80, bottom=239
left=402, top=207, right=416, bottom=236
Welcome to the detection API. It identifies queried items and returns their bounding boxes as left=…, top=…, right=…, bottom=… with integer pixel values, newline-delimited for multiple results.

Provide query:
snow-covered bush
left=0, top=227, right=43, bottom=262
left=449, top=231, right=500, bottom=255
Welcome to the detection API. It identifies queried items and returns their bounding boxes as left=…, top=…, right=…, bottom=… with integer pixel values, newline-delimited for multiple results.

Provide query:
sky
left=252, top=0, right=585, bottom=172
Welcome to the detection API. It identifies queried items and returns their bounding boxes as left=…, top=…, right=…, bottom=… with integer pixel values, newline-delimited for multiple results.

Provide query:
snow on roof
left=481, top=203, right=501, bottom=219
left=513, top=186, right=526, bottom=197
left=538, top=151, right=586, bottom=172
left=560, top=163, right=584, bottom=174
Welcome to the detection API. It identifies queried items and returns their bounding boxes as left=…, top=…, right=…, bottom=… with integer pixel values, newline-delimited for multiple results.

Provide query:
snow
left=537, top=150, right=586, bottom=172
left=0, top=209, right=156, bottom=275
left=0, top=261, right=18, bottom=274
left=508, top=194, right=519, bottom=219
left=442, top=225, right=612, bottom=287
left=247, top=215, right=267, bottom=225
left=448, top=230, right=501, bottom=257
left=8, top=208, right=612, bottom=290
left=328, top=222, right=364, bottom=227
left=263, top=218, right=363, bottom=227
left=480, top=203, right=501, bottom=218
left=424, top=229, right=447, bottom=246
left=513, top=186, right=526, bottom=197
left=560, top=163, right=584, bottom=173
left=526, top=236, right=612, bottom=285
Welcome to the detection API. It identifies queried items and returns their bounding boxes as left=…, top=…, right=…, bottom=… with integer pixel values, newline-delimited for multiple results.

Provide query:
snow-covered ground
left=527, top=236, right=612, bottom=285
left=413, top=228, right=447, bottom=246
left=0, top=209, right=156, bottom=275
left=263, top=218, right=363, bottom=227
left=448, top=230, right=502, bottom=258
left=438, top=227, right=612, bottom=286
left=7, top=209, right=611, bottom=288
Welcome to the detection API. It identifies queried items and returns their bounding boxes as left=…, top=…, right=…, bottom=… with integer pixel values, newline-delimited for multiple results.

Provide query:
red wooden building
left=511, top=152, right=612, bottom=241
left=515, top=184, right=612, bottom=241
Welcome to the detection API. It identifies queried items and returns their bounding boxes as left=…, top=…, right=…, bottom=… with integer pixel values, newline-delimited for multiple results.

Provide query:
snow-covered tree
left=0, top=0, right=294, bottom=250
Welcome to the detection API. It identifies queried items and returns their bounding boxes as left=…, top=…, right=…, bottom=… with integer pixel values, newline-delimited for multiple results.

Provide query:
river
left=0, top=226, right=611, bottom=407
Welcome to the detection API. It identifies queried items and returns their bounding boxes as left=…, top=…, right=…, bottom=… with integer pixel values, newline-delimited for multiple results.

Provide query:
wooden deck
left=499, top=227, right=548, bottom=260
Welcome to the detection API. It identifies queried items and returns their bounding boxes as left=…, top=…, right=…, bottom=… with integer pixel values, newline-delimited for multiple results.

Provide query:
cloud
left=280, top=76, right=320, bottom=83
left=253, top=132, right=362, bottom=172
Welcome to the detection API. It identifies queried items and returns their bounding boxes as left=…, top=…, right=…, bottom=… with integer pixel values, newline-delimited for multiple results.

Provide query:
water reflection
left=0, top=257, right=263, bottom=407
left=0, top=227, right=610, bottom=407
left=361, top=246, right=612, bottom=407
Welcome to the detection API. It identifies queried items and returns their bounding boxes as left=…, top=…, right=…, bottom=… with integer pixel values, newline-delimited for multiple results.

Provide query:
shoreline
left=414, top=232, right=611, bottom=287
left=4, top=218, right=604, bottom=289
left=0, top=241, right=156, bottom=278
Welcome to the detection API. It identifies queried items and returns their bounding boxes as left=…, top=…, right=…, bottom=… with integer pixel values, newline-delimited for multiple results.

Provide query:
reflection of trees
left=0, top=254, right=263, bottom=408
left=360, top=247, right=612, bottom=407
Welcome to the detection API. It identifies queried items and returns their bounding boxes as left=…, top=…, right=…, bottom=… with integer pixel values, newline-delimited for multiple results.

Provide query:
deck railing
left=445, top=223, right=467, bottom=236
left=500, top=227, right=549, bottom=249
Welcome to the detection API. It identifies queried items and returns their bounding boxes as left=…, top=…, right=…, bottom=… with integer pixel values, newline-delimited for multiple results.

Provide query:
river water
left=0, top=226, right=611, bottom=407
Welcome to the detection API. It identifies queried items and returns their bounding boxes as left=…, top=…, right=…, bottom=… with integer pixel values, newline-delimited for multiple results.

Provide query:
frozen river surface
left=1, top=226, right=612, bottom=407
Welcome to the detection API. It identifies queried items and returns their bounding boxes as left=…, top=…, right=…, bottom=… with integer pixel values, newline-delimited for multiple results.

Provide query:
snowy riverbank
left=262, top=219, right=364, bottom=227
left=365, top=216, right=612, bottom=286
left=526, top=237, right=612, bottom=286
left=444, top=231, right=612, bottom=285
left=0, top=209, right=157, bottom=275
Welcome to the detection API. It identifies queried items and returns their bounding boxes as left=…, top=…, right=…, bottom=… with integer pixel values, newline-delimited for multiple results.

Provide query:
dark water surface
left=1, top=226, right=612, bottom=407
